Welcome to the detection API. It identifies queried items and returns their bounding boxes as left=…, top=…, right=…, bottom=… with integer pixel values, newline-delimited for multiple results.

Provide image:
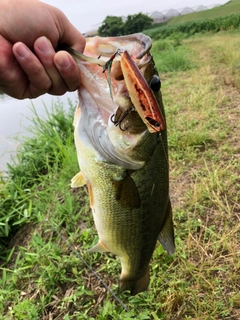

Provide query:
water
left=0, top=92, right=77, bottom=172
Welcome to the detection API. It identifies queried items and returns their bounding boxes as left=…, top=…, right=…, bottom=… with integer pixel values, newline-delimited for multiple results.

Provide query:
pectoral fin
left=158, top=200, right=175, bottom=255
left=71, top=172, right=86, bottom=188
left=87, top=240, right=109, bottom=253
left=114, top=172, right=141, bottom=209
left=86, top=182, right=94, bottom=209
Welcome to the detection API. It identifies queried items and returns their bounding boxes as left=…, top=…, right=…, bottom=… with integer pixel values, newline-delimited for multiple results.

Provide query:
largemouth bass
left=70, top=34, right=174, bottom=295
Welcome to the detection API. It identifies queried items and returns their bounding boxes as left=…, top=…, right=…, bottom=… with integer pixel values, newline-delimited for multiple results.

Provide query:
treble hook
left=111, top=107, right=135, bottom=131
left=102, top=49, right=123, bottom=99
left=102, top=48, right=123, bottom=73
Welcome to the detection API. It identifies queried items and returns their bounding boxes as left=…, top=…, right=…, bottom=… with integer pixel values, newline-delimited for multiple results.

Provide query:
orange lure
left=120, top=50, right=165, bottom=133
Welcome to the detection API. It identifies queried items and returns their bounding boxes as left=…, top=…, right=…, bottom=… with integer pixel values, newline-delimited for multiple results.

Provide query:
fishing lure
left=120, top=50, right=165, bottom=133
left=110, top=106, right=135, bottom=131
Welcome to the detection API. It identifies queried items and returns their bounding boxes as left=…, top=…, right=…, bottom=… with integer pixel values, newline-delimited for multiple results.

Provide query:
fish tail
left=119, top=269, right=150, bottom=296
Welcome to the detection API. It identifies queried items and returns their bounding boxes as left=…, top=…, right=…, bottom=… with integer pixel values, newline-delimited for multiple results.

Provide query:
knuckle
left=48, top=84, right=67, bottom=96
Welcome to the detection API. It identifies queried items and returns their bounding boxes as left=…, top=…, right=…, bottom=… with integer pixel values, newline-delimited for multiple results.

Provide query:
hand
left=0, top=0, right=86, bottom=99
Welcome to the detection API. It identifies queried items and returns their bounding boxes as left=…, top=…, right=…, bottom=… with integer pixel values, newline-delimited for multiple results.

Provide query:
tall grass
left=0, top=100, right=78, bottom=250
left=151, top=37, right=193, bottom=73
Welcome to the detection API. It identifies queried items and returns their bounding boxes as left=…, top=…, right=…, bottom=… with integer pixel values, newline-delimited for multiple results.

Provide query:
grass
left=168, top=0, right=240, bottom=25
left=151, top=35, right=193, bottom=73
left=0, top=31, right=240, bottom=319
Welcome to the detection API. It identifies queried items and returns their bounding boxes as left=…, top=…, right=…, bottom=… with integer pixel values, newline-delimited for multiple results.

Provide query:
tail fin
left=119, top=269, right=150, bottom=296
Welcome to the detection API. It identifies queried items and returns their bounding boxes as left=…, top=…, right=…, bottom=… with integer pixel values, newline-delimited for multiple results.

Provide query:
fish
left=69, top=33, right=175, bottom=295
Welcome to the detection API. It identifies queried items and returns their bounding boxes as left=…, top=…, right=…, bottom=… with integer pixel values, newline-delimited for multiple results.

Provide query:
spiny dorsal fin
left=71, top=171, right=86, bottom=188
left=158, top=200, right=175, bottom=255
left=87, top=240, right=109, bottom=253
left=114, top=171, right=141, bottom=209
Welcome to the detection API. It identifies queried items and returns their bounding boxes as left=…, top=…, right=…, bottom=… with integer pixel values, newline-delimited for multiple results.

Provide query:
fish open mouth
left=61, top=33, right=165, bottom=133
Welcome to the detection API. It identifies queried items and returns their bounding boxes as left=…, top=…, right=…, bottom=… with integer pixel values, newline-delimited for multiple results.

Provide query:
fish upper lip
left=57, top=39, right=152, bottom=71
left=56, top=44, right=106, bottom=67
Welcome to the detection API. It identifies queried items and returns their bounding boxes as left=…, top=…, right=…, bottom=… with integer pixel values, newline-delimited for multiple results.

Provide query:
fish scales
left=70, top=33, right=175, bottom=295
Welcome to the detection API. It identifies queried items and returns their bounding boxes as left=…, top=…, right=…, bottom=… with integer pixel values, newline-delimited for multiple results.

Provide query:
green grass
left=0, top=31, right=240, bottom=319
left=168, top=0, right=240, bottom=25
left=151, top=37, right=193, bottom=73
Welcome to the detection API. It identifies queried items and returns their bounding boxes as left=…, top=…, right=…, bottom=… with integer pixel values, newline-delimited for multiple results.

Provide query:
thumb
left=54, top=9, right=86, bottom=52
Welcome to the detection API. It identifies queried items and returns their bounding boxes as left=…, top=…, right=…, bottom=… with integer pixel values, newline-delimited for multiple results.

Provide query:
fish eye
left=150, top=75, right=161, bottom=92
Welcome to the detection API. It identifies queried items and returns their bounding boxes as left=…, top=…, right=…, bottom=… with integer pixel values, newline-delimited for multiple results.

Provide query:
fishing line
left=158, top=132, right=168, bottom=164
left=44, top=217, right=130, bottom=313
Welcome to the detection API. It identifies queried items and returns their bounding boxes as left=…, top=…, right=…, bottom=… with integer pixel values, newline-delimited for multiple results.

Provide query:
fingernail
left=15, top=44, right=30, bottom=59
left=36, top=36, right=52, bottom=54
left=56, top=55, right=72, bottom=69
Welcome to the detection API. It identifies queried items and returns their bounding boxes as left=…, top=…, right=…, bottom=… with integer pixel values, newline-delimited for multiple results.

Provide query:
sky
left=42, top=0, right=228, bottom=33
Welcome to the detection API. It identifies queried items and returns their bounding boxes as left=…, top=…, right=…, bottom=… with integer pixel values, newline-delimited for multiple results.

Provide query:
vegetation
left=99, top=0, right=240, bottom=38
left=98, top=16, right=124, bottom=37
left=144, top=0, right=240, bottom=40
left=123, top=13, right=153, bottom=35
left=0, top=31, right=240, bottom=319
left=144, top=13, right=240, bottom=40
left=98, top=13, right=153, bottom=37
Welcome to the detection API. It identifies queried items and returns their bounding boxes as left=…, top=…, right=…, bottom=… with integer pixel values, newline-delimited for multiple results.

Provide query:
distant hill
left=167, top=0, right=240, bottom=25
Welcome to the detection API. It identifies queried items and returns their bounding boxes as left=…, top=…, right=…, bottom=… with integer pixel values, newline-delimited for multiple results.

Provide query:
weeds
left=0, top=100, right=78, bottom=247
left=152, top=39, right=193, bottom=73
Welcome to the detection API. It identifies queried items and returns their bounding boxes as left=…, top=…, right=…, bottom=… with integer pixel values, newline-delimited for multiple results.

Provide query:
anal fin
left=87, top=240, right=109, bottom=253
left=158, top=200, right=175, bottom=255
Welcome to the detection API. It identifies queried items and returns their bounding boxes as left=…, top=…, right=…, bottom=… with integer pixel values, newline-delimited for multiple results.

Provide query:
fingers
left=54, top=51, right=81, bottom=92
left=12, top=37, right=81, bottom=98
left=0, top=35, right=28, bottom=99
left=34, top=37, right=81, bottom=93
left=13, top=41, right=53, bottom=98
left=34, top=37, right=70, bottom=95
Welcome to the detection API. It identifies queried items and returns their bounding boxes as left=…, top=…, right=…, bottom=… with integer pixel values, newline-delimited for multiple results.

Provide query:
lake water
left=0, top=92, right=77, bottom=172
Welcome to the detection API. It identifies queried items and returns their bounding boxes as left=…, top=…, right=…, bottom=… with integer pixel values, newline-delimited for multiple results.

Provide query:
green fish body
left=71, top=34, right=174, bottom=295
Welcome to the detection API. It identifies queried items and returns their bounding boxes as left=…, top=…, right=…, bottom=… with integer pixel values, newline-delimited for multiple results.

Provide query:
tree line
left=98, top=13, right=153, bottom=37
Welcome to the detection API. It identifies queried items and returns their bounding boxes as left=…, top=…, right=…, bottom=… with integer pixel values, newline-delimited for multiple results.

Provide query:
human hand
left=0, top=0, right=85, bottom=99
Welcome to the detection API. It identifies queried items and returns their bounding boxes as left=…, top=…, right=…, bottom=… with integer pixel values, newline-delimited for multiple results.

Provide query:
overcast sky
left=42, top=0, right=228, bottom=33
